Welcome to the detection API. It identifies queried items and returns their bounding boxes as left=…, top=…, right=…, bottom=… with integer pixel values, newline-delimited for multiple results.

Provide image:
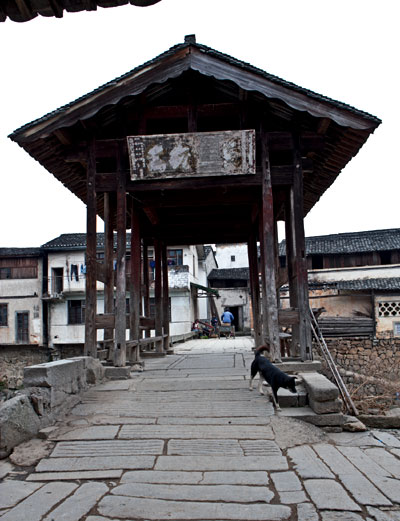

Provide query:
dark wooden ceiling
left=10, top=40, right=380, bottom=246
left=0, top=0, right=160, bottom=22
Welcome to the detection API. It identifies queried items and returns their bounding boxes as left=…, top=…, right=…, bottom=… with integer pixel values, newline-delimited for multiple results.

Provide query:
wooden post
left=258, top=209, right=268, bottom=345
left=248, top=229, right=262, bottom=347
left=285, top=190, right=299, bottom=356
left=130, top=198, right=141, bottom=363
left=142, top=239, right=151, bottom=338
left=103, top=192, right=114, bottom=356
left=161, top=242, right=170, bottom=352
left=84, top=137, right=97, bottom=358
left=260, top=132, right=281, bottom=361
left=113, top=142, right=127, bottom=367
left=154, top=238, right=163, bottom=353
left=290, top=132, right=312, bottom=360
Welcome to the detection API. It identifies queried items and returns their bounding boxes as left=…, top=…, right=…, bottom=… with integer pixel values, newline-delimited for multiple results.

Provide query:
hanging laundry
left=71, top=264, right=79, bottom=281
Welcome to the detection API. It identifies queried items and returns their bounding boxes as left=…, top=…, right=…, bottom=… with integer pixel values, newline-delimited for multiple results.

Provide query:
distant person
left=211, top=315, right=218, bottom=333
left=221, top=308, right=234, bottom=325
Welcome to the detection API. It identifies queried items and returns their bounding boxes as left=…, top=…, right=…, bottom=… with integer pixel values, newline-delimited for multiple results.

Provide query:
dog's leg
left=249, top=363, right=258, bottom=391
left=258, top=376, right=265, bottom=395
left=271, top=386, right=281, bottom=411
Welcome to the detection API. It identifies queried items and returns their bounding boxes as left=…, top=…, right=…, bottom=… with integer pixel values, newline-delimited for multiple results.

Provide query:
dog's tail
left=255, top=344, right=270, bottom=356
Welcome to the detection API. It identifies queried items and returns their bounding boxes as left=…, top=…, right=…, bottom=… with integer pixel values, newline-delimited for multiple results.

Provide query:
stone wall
left=314, top=337, right=400, bottom=409
left=0, top=346, right=50, bottom=389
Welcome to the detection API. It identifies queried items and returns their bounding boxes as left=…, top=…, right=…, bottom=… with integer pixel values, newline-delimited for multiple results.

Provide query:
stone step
left=278, top=406, right=344, bottom=427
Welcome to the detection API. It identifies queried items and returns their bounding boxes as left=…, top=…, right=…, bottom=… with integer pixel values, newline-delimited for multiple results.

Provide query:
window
left=0, top=258, right=38, bottom=279
left=312, top=255, right=324, bottom=270
left=379, top=251, right=392, bottom=265
left=231, top=255, right=236, bottom=262
left=378, top=301, right=400, bottom=317
left=0, top=267, right=11, bottom=279
left=52, top=268, right=64, bottom=294
left=394, top=323, right=400, bottom=337
left=167, top=249, right=183, bottom=266
left=68, top=300, right=85, bottom=325
left=0, top=304, right=7, bottom=326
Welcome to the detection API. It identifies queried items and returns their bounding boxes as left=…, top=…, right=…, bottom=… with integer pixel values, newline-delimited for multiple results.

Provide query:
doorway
left=16, top=311, right=29, bottom=344
left=228, top=306, right=242, bottom=331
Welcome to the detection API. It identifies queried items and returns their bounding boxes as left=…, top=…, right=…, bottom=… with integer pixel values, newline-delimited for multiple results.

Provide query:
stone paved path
left=1, top=336, right=400, bottom=520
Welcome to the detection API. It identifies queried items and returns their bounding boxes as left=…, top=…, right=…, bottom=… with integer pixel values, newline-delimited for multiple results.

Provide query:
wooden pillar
left=142, top=239, right=151, bottom=338
left=103, top=192, right=115, bottom=355
left=248, top=229, right=262, bottom=347
left=161, top=242, right=170, bottom=352
left=129, top=198, right=141, bottom=362
left=258, top=210, right=268, bottom=345
left=289, top=133, right=312, bottom=360
left=285, top=190, right=299, bottom=356
left=113, top=142, right=127, bottom=367
left=154, top=238, right=163, bottom=352
left=84, top=138, right=97, bottom=358
left=260, top=132, right=281, bottom=361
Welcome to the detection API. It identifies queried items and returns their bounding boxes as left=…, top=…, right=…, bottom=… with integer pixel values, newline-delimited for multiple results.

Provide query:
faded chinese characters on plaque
left=127, top=130, right=255, bottom=181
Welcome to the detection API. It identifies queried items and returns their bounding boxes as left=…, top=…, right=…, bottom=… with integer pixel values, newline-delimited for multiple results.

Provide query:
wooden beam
left=142, top=239, right=151, bottom=338
left=154, top=238, right=163, bottom=353
left=129, top=198, right=141, bottom=362
left=103, top=192, right=115, bottom=349
left=161, top=242, right=170, bottom=351
left=248, top=229, right=262, bottom=346
left=113, top=141, right=127, bottom=367
left=84, top=138, right=97, bottom=358
left=260, top=132, right=280, bottom=361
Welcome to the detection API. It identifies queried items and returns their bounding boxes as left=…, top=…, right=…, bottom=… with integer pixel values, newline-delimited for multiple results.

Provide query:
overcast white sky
left=0, top=0, right=398, bottom=247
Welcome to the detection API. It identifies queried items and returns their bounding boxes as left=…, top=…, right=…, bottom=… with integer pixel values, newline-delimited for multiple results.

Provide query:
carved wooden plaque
left=127, top=130, right=255, bottom=180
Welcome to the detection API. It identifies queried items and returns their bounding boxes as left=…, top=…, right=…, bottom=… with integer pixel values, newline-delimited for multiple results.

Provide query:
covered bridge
left=9, top=35, right=380, bottom=364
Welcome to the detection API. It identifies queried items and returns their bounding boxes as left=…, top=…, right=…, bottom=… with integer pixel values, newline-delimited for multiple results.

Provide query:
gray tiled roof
left=208, top=268, right=249, bottom=280
left=10, top=40, right=379, bottom=140
left=41, top=233, right=132, bottom=250
left=0, top=247, right=41, bottom=257
left=279, top=228, right=400, bottom=256
left=336, top=278, right=400, bottom=291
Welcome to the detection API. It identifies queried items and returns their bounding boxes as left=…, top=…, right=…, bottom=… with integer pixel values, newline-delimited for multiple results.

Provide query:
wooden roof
left=0, top=0, right=160, bottom=23
left=9, top=37, right=381, bottom=245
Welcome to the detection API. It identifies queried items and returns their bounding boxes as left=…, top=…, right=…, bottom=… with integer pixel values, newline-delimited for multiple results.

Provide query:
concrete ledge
left=279, top=407, right=344, bottom=427
left=275, top=361, right=322, bottom=373
left=299, top=372, right=339, bottom=402
left=104, top=366, right=131, bottom=380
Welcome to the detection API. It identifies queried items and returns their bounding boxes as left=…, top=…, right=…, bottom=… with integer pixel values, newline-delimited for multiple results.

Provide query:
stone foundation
left=314, top=337, right=400, bottom=410
left=0, top=346, right=50, bottom=389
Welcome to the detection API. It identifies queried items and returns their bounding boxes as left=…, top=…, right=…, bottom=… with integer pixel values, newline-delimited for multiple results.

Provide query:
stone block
left=279, top=407, right=344, bottom=427
left=71, top=356, right=105, bottom=384
left=299, top=372, right=339, bottom=402
left=309, top=396, right=342, bottom=414
left=23, top=359, right=86, bottom=393
left=0, top=395, right=41, bottom=455
left=275, top=361, right=322, bottom=373
left=104, top=366, right=131, bottom=380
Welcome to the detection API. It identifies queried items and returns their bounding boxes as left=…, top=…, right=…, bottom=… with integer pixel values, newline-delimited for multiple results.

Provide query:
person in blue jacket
left=221, top=308, right=234, bottom=325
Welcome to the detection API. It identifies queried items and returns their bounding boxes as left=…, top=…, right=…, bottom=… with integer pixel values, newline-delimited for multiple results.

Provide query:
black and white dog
left=249, top=345, right=297, bottom=410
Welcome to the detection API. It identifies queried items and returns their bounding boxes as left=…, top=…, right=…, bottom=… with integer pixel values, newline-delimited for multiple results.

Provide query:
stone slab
left=92, top=416, right=156, bottom=425
left=0, top=481, right=78, bottom=521
left=120, top=470, right=270, bottom=485
left=287, top=446, right=334, bottom=479
left=367, top=506, right=400, bottom=520
left=358, top=415, right=400, bottom=429
left=36, top=455, right=155, bottom=472
left=279, top=407, right=344, bottom=426
left=278, top=490, right=307, bottom=504
left=297, top=503, right=319, bottom=521
left=119, top=424, right=274, bottom=439
left=158, top=416, right=271, bottom=425
left=313, top=444, right=392, bottom=506
left=0, top=460, right=13, bottom=479
left=299, top=372, right=339, bottom=401
left=270, top=471, right=302, bottom=491
left=167, top=439, right=242, bottom=455
left=155, top=455, right=288, bottom=471
left=308, top=396, right=342, bottom=414
left=274, top=361, right=322, bottom=373
left=112, top=482, right=274, bottom=502
left=321, top=513, right=365, bottom=521
left=52, top=439, right=164, bottom=457
left=365, top=448, right=400, bottom=478
left=43, top=482, right=108, bottom=521
left=303, top=479, right=361, bottom=511
left=0, top=481, right=43, bottom=509
left=50, top=425, right=119, bottom=440
left=370, top=431, right=400, bottom=448
left=202, top=471, right=270, bottom=485
left=327, top=431, right=383, bottom=447
left=98, top=495, right=292, bottom=520
left=27, top=470, right=123, bottom=481
left=23, top=359, right=84, bottom=389
left=103, top=366, right=131, bottom=380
